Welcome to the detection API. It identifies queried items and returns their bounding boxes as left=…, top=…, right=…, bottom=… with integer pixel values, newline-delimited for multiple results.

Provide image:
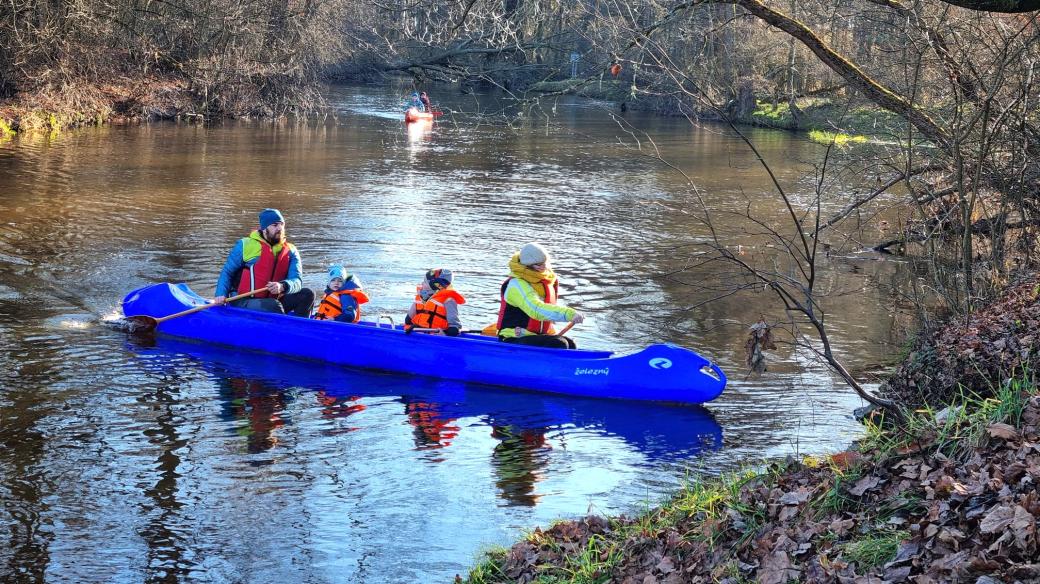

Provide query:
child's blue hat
left=328, top=265, right=348, bottom=281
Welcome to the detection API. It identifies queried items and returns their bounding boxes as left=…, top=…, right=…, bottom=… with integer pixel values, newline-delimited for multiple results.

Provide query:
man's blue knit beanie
left=259, top=208, right=284, bottom=230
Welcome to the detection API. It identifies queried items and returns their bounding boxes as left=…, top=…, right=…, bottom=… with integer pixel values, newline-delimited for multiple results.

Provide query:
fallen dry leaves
left=473, top=395, right=1040, bottom=583
left=884, top=275, right=1040, bottom=409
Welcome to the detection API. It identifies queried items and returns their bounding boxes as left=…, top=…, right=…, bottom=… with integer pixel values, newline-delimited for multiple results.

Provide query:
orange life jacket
left=410, top=287, right=466, bottom=331
left=236, top=233, right=292, bottom=299
left=314, top=289, right=370, bottom=322
left=496, top=277, right=558, bottom=335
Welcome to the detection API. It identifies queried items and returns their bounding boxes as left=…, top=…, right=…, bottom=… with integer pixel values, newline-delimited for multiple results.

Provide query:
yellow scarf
left=509, top=253, right=557, bottom=297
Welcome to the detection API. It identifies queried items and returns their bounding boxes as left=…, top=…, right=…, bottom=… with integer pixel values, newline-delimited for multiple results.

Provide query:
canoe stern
left=122, top=282, right=206, bottom=319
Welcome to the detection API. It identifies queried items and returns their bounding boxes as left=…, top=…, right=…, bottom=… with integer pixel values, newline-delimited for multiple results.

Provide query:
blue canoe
left=122, top=283, right=727, bottom=404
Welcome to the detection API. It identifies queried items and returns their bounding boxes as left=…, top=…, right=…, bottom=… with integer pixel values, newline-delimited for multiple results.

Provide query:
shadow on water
left=128, top=336, right=724, bottom=469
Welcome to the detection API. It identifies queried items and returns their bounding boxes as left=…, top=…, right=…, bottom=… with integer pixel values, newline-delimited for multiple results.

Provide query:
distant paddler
left=213, top=208, right=314, bottom=317
left=404, top=91, right=425, bottom=112
left=495, top=243, right=584, bottom=349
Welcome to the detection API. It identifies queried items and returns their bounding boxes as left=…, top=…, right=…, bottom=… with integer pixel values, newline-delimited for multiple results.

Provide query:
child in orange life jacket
left=313, top=265, right=370, bottom=323
left=404, top=268, right=465, bottom=336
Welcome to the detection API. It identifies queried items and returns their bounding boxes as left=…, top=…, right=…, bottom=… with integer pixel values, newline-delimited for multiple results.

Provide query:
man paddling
left=213, top=208, right=314, bottom=317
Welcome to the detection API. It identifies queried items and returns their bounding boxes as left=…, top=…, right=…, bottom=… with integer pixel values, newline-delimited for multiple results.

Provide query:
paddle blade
left=480, top=323, right=498, bottom=336
left=123, top=315, right=159, bottom=334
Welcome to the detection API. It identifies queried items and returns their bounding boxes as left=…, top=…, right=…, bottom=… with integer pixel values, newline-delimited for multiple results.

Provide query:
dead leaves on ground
left=474, top=396, right=1040, bottom=583
left=885, top=275, right=1040, bottom=408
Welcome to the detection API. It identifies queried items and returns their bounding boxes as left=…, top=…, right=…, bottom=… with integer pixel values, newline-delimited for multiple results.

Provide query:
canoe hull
left=404, top=107, right=434, bottom=123
left=122, top=283, right=726, bottom=403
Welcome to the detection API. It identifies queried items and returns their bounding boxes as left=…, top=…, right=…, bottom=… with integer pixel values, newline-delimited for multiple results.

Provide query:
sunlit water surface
left=0, top=85, right=919, bottom=582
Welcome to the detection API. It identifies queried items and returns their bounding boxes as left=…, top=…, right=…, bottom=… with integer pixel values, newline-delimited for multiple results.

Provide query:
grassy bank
left=744, top=98, right=906, bottom=144
left=464, top=376, right=1039, bottom=583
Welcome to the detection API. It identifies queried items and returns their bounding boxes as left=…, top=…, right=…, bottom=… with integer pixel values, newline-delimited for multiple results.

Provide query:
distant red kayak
left=405, top=107, right=434, bottom=123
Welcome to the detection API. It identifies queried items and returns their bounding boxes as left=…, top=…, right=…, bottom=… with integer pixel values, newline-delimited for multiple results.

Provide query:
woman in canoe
left=496, top=243, right=584, bottom=349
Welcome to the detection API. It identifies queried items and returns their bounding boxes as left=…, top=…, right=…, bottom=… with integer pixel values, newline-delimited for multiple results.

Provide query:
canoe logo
left=574, top=367, right=610, bottom=376
left=649, top=358, right=672, bottom=370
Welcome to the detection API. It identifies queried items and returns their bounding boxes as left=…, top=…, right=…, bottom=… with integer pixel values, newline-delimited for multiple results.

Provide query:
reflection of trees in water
left=0, top=351, right=53, bottom=581
left=405, top=400, right=459, bottom=452
left=140, top=373, right=189, bottom=582
left=490, top=425, right=551, bottom=507
left=217, top=377, right=292, bottom=454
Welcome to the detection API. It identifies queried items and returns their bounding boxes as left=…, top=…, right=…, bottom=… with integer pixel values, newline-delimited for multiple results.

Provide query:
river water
left=0, top=85, right=919, bottom=582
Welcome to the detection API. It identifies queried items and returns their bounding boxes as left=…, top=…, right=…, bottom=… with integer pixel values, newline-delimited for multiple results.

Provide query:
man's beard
left=263, top=230, right=284, bottom=245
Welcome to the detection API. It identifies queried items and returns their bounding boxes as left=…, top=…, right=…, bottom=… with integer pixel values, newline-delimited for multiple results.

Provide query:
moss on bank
left=0, top=108, right=111, bottom=135
left=528, top=80, right=904, bottom=143
left=728, top=97, right=909, bottom=145
left=463, top=376, right=1040, bottom=583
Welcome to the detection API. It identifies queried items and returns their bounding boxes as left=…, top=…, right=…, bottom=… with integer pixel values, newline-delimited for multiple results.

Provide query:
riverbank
left=3, top=73, right=899, bottom=143
left=463, top=276, right=1040, bottom=583
left=466, top=387, right=1039, bottom=583
left=0, top=72, right=323, bottom=135
left=0, top=76, right=200, bottom=135
left=528, top=78, right=904, bottom=144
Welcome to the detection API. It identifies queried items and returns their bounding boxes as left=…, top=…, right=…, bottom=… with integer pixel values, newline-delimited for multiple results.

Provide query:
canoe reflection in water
left=215, top=377, right=367, bottom=453
left=129, top=338, right=724, bottom=499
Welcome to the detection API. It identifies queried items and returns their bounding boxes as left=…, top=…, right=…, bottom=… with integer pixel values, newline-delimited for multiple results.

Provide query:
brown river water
left=0, top=85, right=920, bottom=582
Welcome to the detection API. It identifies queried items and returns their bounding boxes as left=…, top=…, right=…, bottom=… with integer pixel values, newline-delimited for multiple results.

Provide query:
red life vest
left=314, top=289, right=370, bottom=322
left=410, top=287, right=466, bottom=331
left=237, top=233, right=292, bottom=299
left=496, top=277, right=558, bottom=335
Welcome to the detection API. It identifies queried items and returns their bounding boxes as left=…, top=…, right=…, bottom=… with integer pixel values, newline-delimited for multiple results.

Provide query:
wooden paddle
left=555, top=320, right=577, bottom=337
left=125, top=288, right=266, bottom=332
